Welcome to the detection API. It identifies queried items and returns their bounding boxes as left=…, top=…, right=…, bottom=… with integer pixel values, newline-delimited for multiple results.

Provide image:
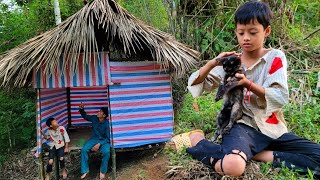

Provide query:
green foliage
left=175, top=92, right=222, bottom=136
left=284, top=71, right=320, bottom=143
left=118, top=0, right=169, bottom=31
left=284, top=0, right=320, bottom=47
left=0, top=88, right=36, bottom=165
left=0, top=0, right=84, bottom=53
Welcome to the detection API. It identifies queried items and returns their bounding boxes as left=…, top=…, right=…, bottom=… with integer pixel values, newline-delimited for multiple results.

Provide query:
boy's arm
left=64, top=142, right=69, bottom=152
left=191, top=59, right=219, bottom=86
left=188, top=52, right=240, bottom=98
left=192, top=52, right=240, bottom=85
left=61, top=127, right=70, bottom=143
left=238, top=51, right=289, bottom=114
left=60, top=126, right=70, bottom=152
left=236, top=74, right=266, bottom=99
left=40, top=129, right=48, bottom=139
left=79, top=109, right=95, bottom=122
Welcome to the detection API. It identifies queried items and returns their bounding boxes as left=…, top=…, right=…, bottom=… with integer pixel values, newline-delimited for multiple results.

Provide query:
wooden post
left=39, top=153, right=44, bottom=180
left=66, top=87, right=72, bottom=128
left=54, top=156, right=59, bottom=179
left=36, top=88, right=45, bottom=180
left=107, top=85, right=116, bottom=180
left=111, top=148, right=116, bottom=180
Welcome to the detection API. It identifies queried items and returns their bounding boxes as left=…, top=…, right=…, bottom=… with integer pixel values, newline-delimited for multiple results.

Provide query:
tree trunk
left=53, top=0, right=62, bottom=25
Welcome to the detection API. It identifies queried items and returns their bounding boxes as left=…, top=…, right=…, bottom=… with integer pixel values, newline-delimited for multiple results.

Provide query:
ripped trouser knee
left=46, top=163, right=53, bottom=173
left=186, top=139, right=224, bottom=168
left=220, top=150, right=247, bottom=173
left=59, top=158, right=65, bottom=169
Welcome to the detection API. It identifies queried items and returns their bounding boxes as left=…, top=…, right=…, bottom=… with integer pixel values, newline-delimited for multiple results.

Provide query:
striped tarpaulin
left=36, top=89, right=42, bottom=155
left=109, top=61, right=174, bottom=148
left=70, top=87, right=108, bottom=126
left=40, top=89, right=68, bottom=133
left=33, top=52, right=109, bottom=88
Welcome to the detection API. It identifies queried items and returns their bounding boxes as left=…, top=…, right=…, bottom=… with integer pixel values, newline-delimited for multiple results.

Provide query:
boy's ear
left=265, top=25, right=271, bottom=37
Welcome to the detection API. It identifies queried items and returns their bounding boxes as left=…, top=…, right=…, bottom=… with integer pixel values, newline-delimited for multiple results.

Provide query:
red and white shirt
left=188, top=49, right=289, bottom=139
left=45, top=126, right=70, bottom=149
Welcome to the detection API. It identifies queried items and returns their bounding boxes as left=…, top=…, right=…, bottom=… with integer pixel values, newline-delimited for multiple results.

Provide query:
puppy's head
left=215, top=56, right=242, bottom=101
left=217, top=56, right=241, bottom=75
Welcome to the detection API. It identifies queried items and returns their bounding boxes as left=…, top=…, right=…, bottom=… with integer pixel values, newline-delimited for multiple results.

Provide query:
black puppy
left=211, top=56, right=244, bottom=141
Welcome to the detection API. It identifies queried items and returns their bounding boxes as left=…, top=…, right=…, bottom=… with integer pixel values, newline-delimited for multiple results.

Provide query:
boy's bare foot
left=80, top=172, right=88, bottom=179
left=45, top=173, right=50, bottom=180
left=62, top=168, right=67, bottom=179
left=99, top=172, right=105, bottom=180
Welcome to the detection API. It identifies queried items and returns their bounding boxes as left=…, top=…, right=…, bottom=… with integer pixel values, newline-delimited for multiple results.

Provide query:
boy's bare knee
left=59, top=157, right=64, bottom=161
left=215, top=150, right=247, bottom=177
left=48, top=159, right=54, bottom=165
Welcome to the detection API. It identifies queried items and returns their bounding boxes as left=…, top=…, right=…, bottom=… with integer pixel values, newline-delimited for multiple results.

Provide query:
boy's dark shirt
left=79, top=109, right=110, bottom=145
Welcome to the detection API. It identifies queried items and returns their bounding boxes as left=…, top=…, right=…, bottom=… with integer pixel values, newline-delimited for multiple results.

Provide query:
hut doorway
left=33, top=52, right=174, bottom=179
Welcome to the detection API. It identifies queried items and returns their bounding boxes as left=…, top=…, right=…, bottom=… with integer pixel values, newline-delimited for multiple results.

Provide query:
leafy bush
left=0, top=88, right=36, bottom=165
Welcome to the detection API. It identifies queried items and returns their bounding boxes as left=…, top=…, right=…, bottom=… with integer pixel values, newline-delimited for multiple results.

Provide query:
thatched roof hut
left=0, top=0, right=199, bottom=87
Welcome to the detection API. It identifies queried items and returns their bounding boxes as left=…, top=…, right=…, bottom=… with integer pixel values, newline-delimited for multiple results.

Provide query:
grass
left=169, top=71, right=320, bottom=179
left=174, top=91, right=222, bottom=136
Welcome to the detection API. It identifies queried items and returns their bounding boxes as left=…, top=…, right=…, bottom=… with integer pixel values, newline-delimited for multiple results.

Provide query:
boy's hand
left=79, top=102, right=84, bottom=109
left=91, top=143, right=100, bottom=152
left=235, top=73, right=250, bottom=87
left=215, top=51, right=241, bottom=66
left=64, top=147, right=69, bottom=153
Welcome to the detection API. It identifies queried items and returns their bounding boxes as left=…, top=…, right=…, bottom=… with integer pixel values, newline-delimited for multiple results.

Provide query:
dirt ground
left=74, top=145, right=168, bottom=180
left=0, top=144, right=169, bottom=180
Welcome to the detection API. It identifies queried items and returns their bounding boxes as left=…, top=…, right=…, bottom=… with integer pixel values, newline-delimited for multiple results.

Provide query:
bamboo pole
left=37, top=88, right=45, bottom=180
left=53, top=0, right=62, bottom=25
left=107, top=85, right=116, bottom=180
left=111, top=148, right=116, bottom=180
left=54, top=156, right=59, bottom=179
left=39, top=153, right=44, bottom=180
left=66, top=87, right=72, bottom=128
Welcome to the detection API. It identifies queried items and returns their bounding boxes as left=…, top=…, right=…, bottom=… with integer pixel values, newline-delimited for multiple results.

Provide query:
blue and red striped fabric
left=34, top=56, right=174, bottom=149
left=109, top=61, right=174, bottom=148
left=70, top=87, right=109, bottom=126
left=36, top=90, right=42, bottom=155
left=33, top=52, right=109, bottom=88
left=39, top=89, right=68, bottom=132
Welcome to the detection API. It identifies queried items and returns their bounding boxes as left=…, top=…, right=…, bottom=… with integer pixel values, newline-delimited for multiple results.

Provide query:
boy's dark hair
left=46, top=117, right=55, bottom=127
left=235, top=1, right=273, bottom=29
left=100, top=107, right=108, bottom=117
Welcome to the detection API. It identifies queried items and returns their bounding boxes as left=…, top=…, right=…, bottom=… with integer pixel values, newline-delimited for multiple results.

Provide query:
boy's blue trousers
left=81, top=139, right=110, bottom=174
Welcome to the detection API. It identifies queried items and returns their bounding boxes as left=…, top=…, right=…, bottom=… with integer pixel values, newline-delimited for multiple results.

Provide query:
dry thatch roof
left=0, top=0, right=199, bottom=87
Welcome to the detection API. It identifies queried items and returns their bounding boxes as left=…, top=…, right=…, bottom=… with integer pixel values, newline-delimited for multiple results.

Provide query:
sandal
left=80, top=172, right=88, bottom=179
left=170, top=129, right=204, bottom=152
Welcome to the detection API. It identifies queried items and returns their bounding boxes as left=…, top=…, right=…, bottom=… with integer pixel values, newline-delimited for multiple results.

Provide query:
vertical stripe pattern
left=36, top=89, right=42, bottom=154
left=33, top=52, right=109, bottom=88
left=109, top=61, right=174, bottom=148
left=70, top=87, right=109, bottom=126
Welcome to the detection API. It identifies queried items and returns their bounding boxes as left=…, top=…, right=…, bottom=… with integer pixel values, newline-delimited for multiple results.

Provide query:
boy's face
left=97, top=110, right=106, bottom=119
left=51, top=119, right=59, bottom=129
left=235, top=19, right=271, bottom=52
